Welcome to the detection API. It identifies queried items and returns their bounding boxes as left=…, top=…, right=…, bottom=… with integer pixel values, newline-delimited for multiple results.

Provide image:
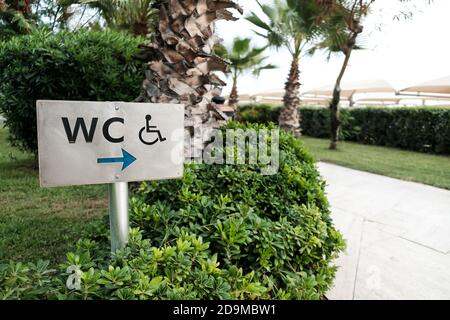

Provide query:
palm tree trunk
left=228, top=78, right=239, bottom=107
left=279, top=56, right=301, bottom=137
left=135, top=0, right=242, bottom=157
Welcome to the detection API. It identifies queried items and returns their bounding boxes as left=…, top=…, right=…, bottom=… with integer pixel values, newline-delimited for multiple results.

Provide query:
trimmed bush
left=131, top=122, right=345, bottom=299
left=346, top=107, right=450, bottom=154
left=239, top=104, right=450, bottom=155
left=238, top=103, right=281, bottom=124
left=0, top=123, right=345, bottom=300
left=239, top=104, right=341, bottom=139
left=0, top=29, right=144, bottom=153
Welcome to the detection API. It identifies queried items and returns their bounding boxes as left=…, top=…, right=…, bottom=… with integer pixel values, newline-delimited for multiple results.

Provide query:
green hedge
left=0, top=30, right=144, bottom=153
left=239, top=104, right=450, bottom=155
left=0, top=123, right=345, bottom=300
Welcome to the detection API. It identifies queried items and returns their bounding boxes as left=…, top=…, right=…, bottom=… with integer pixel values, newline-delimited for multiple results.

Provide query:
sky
left=215, top=0, right=450, bottom=95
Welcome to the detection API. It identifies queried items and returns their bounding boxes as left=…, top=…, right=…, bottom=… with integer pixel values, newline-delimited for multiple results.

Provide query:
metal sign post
left=109, top=182, right=129, bottom=252
left=36, top=100, right=184, bottom=253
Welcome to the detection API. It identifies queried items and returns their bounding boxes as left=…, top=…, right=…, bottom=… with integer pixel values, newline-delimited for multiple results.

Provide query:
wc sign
left=37, top=101, right=184, bottom=187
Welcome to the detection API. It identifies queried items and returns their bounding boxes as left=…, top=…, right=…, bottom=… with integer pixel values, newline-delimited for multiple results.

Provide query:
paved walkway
left=318, top=162, right=450, bottom=300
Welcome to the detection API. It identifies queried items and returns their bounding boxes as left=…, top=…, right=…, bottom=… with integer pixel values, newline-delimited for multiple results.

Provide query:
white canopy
left=235, top=93, right=253, bottom=100
left=356, top=95, right=450, bottom=106
left=252, top=90, right=285, bottom=98
left=400, top=76, right=450, bottom=95
left=300, top=96, right=331, bottom=106
left=355, top=97, right=402, bottom=105
left=303, top=79, right=396, bottom=98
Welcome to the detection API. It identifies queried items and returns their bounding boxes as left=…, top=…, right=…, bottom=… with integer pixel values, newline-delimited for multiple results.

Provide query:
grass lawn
left=0, top=127, right=107, bottom=265
left=301, top=136, right=450, bottom=190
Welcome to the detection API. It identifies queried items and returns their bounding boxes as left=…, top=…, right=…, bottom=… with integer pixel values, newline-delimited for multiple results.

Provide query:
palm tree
left=316, top=0, right=374, bottom=149
left=0, top=0, right=94, bottom=37
left=135, top=0, right=242, bottom=156
left=69, top=0, right=157, bottom=36
left=0, top=0, right=34, bottom=38
left=319, top=0, right=427, bottom=150
left=215, top=37, right=276, bottom=107
left=247, top=0, right=327, bottom=136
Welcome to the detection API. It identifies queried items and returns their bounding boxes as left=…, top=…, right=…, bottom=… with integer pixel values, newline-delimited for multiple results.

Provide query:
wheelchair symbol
left=139, top=115, right=167, bottom=146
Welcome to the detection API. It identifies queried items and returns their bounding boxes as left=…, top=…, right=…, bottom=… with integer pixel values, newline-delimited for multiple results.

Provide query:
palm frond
left=247, top=0, right=329, bottom=57
left=220, top=36, right=277, bottom=81
left=73, top=0, right=156, bottom=35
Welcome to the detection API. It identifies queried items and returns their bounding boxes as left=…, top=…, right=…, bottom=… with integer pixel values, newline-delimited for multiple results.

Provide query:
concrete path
left=318, top=162, right=450, bottom=300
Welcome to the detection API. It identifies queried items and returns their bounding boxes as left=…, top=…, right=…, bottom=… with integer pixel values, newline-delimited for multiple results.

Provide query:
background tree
left=35, top=0, right=77, bottom=31
left=215, top=37, right=275, bottom=107
left=0, top=0, right=158, bottom=39
left=0, top=0, right=78, bottom=39
left=0, top=0, right=34, bottom=38
left=319, top=0, right=427, bottom=150
left=69, top=0, right=157, bottom=36
left=135, top=0, right=242, bottom=157
left=317, top=0, right=373, bottom=150
left=247, top=0, right=328, bottom=136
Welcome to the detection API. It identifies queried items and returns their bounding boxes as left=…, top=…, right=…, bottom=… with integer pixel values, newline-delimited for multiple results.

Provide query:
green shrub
left=0, top=29, right=144, bottom=153
left=0, top=260, right=62, bottom=300
left=1, top=232, right=267, bottom=300
left=239, top=104, right=450, bottom=155
left=131, top=122, right=345, bottom=299
left=238, top=103, right=281, bottom=124
left=238, top=104, right=339, bottom=138
left=0, top=123, right=345, bottom=300
left=345, top=107, right=450, bottom=154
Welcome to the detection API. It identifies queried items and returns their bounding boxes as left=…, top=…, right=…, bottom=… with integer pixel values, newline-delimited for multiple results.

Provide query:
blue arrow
left=97, top=148, right=137, bottom=171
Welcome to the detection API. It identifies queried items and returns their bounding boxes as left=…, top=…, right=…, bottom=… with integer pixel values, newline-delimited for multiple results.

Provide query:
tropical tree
left=0, top=0, right=34, bottom=38
left=319, top=0, right=426, bottom=150
left=216, top=37, right=276, bottom=107
left=67, top=0, right=157, bottom=36
left=134, top=0, right=242, bottom=157
left=315, top=0, right=373, bottom=150
left=0, top=0, right=78, bottom=39
left=247, top=0, right=329, bottom=136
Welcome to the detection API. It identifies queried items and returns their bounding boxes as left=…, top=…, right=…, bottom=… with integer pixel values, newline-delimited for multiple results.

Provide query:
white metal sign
left=37, top=100, right=184, bottom=187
